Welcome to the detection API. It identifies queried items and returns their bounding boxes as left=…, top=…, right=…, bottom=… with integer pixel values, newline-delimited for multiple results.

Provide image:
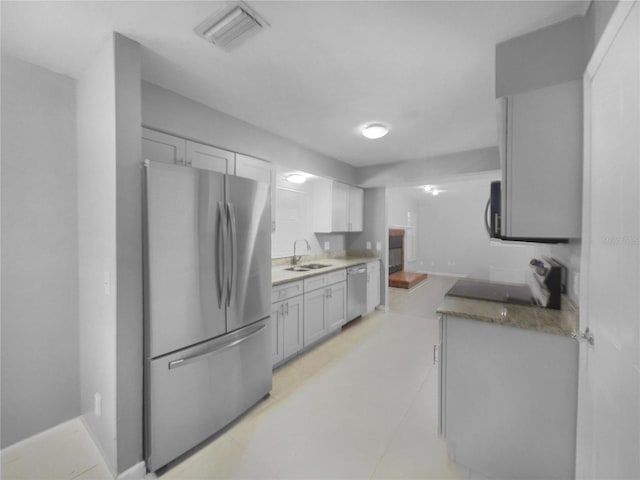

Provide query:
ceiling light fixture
left=195, top=2, right=268, bottom=49
left=361, top=123, right=390, bottom=140
left=286, top=173, right=307, bottom=184
left=423, top=185, right=432, bottom=192
left=432, top=190, right=440, bottom=196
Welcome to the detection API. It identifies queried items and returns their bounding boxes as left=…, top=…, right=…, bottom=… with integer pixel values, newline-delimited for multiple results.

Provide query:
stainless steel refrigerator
left=143, top=160, right=272, bottom=472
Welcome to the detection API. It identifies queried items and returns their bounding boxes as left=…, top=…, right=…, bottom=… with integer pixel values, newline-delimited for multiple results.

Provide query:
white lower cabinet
left=326, top=281, right=347, bottom=332
left=303, top=288, right=327, bottom=346
left=303, top=273, right=347, bottom=347
left=271, top=296, right=303, bottom=367
left=438, top=314, right=578, bottom=479
left=366, top=260, right=380, bottom=313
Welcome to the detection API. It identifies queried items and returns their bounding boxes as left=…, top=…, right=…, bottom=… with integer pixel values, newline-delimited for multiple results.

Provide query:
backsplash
left=271, top=249, right=378, bottom=267
left=535, top=240, right=582, bottom=306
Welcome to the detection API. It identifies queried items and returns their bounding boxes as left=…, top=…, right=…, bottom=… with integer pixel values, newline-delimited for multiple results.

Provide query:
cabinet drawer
left=303, top=269, right=346, bottom=292
left=326, top=269, right=347, bottom=285
left=272, top=281, right=303, bottom=303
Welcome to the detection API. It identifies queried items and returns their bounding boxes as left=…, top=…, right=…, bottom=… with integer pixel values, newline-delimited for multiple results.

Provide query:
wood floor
left=388, top=271, right=428, bottom=289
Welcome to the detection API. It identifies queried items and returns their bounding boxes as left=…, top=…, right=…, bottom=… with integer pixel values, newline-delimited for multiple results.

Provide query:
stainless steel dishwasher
left=347, top=264, right=367, bottom=322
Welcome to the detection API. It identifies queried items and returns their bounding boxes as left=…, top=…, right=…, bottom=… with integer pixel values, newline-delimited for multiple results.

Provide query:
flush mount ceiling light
left=361, top=123, right=390, bottom=140
left=286, top=173, right=307, bottom=184
left=423, top=185, right=433, bottom=192
left=195, top=2, right=269, bottom=49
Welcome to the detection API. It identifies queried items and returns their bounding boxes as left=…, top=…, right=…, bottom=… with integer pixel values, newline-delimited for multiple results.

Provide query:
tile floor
left=2, top=275, right=469, bottom=480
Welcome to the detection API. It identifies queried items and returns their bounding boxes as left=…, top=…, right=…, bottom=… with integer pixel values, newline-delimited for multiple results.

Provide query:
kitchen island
left=436, top=295, right=579, bottom=480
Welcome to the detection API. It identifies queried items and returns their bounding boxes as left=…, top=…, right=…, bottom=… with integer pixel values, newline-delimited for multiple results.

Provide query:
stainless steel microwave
left=485, top=181, right=567, bottom=244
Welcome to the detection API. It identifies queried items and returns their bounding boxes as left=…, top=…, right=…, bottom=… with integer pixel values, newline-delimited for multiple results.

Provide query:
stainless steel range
left=446, top=257, right=566, bottom=309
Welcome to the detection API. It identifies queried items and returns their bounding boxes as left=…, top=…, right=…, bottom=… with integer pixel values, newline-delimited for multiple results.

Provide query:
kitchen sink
left=284, top=263, right=331, bottom=272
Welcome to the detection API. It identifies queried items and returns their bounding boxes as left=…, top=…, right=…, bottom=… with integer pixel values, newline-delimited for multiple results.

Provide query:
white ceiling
left=1, top=1, right=588, bottom=167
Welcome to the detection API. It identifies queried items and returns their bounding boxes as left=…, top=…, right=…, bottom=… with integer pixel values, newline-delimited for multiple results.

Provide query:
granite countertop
left=272, top=255, right=379, bottom=286
left=436, top=295, right=578, bottom=338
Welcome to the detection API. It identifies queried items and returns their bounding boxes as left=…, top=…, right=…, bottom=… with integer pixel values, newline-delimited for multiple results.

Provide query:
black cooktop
left=446, top=279, right=535, bottom=306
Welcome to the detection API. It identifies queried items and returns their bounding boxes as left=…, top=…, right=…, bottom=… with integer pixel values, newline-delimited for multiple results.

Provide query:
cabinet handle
left=285, top=302, right=289, bottom=316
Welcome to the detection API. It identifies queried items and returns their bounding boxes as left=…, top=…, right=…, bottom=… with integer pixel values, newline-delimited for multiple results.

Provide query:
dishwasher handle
left=348, top=265, right=367, bottom=275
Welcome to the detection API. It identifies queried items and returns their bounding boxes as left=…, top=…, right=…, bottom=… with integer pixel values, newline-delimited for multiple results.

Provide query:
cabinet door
left=270, top=304, right=284, bottom=366
left=326, top=281, right=347, bottom=331
left=366, top=262, right=380, bottom=313
left=331, top=182, right=349, bottom=232
left=282, top=296, right=304, bottom=360
left=348, top=186, right=364, bottom=232
left=303, top=288, right=327, bottom=346
left=142, top=128, right=186, bottom=165
left=505, top=80, right=582, bottom=238
left=235, top=153, right=275, bottom=232
left=186, top=141, right=234, bottom=174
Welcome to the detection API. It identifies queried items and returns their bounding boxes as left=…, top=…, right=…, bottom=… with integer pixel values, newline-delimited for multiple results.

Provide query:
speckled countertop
left=272, top=253, right=380, bottom=286
left=437, top=295, right=578, bottom=338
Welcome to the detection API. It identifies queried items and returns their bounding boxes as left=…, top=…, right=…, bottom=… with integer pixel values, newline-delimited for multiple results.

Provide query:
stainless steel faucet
left=292, top=239, right=311, bottom=265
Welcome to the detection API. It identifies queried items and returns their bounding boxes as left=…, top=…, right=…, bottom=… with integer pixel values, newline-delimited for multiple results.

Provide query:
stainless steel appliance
left=485, top=181, right=568, bottom=244
left=347, top=264, right=367, bottom=322
left=446, top=257, right=566, bottom=309
left=143, top=160, right=272, bottom=471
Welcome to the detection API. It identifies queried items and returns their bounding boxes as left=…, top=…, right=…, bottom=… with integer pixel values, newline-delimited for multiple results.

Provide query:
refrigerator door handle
left=217, top=201, right=226, bottom=308
left=168, top=323, right=266, bottom=370
left=226, top=202, right=237, bottom=308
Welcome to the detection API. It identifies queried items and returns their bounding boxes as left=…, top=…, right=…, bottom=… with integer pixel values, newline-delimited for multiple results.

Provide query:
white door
left=348, top=186, right=364, bottom=231
left=576, top=2, right=640, bottom=478
left=142, top=128, right=185, bottom=165
left=331, top=182, right=349, bottom=231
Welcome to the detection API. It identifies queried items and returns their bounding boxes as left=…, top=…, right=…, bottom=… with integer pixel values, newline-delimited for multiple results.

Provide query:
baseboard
left=424, top=271, right=468, bottom=278
left=116, top=461, right=147, bottom=480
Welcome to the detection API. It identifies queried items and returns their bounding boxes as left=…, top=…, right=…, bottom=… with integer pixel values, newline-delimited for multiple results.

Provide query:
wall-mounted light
left=286, top=173, right=307, bottom=184
left=361, top=123, right=390, bottom=139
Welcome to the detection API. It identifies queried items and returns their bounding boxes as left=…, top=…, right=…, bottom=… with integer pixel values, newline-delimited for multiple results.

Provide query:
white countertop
left=272, top=256, right=379, bottom=286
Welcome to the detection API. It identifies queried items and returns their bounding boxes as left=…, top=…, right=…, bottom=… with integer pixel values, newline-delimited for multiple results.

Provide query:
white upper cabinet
left=142, top=127, right=234, bottom=174
left=313, top=179, right=364, bottom=232
left=142, top=128, right=186, bottom=165
left=186, top=141, right=234, bottom=174
left=141, top=129, right=276, bottom=231
left=348, top=185, right=364, bottom=231
left=499, top=79, right=582, bottom=239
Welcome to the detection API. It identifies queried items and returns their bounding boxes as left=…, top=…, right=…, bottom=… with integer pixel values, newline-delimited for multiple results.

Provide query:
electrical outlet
left=366, top=241, right=372, bottom=250
left=324, top=241, right=330, bottom=250
left=376, top=241, right=382, bottom=251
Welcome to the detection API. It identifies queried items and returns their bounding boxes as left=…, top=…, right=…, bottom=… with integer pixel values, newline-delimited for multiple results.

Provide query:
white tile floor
left=2, top=276, right=466, bottom=480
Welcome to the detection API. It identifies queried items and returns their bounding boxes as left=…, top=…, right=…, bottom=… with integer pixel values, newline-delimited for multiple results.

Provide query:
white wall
left=141, top=82, right=357, bottom=185
left=77, top=36, right=119, bottom=474
left=356, top=146, right=499, bottom=188
left=415, top=175, right=536, bottom=282
left=387, top=188, right=419, bottom=271
left=272, top=169, right=348, bottom=259
left=349, top=188, right=388, bottom=306
left=1, top=56, right=80, bottom=448
left=496, top=15, right=587, bottom=98
left=114, top=34, right=143, bottom=474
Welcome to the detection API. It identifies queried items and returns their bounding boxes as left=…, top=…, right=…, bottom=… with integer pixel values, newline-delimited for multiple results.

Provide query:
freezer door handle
left=217, top=201, right=226, bottom=308
left=226, top=202, right=237, bottom=308
left=168, top=323, right=266, bottom=370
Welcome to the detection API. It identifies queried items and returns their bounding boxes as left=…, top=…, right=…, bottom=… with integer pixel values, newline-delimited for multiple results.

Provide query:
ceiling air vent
left=195, top=2, right=268, bottom=49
